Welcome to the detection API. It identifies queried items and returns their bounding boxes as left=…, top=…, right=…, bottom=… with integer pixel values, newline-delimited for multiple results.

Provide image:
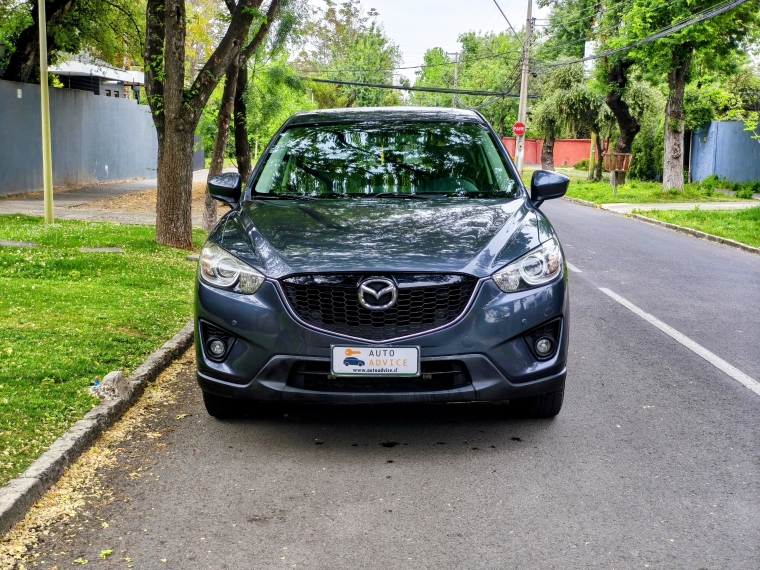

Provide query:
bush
left=573, top=159, right=589, bottom=171
left=695, top=176, right=759, bottom=198
left=629, top=124, right=664, bottom=181
left=736, top=186, right=756, bottom=199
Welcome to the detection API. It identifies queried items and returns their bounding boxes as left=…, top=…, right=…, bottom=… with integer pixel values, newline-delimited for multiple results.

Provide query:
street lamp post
left=38, top=0, right=54, bottom=223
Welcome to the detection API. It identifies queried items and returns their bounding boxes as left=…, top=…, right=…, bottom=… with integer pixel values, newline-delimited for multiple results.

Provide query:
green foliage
left=573, top=159, right=589, bottom=170
left=0, top=215, right=205, bottom=486
left=694, top=175, right=760, bottom=198
left=246, top=57, right=317, bottom=158
left=0, top=0, right=145, bottom=77
left=296, top=0, right=402, bottom=108
left=629, top=123, right=664, bottom=181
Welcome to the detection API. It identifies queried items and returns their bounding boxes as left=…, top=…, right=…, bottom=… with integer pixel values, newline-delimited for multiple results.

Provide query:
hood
left=212, top=197, right=545, bottom=279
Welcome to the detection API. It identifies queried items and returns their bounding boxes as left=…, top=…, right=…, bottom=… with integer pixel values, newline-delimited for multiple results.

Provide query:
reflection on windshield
left=253, top=122, right=517, bottom=199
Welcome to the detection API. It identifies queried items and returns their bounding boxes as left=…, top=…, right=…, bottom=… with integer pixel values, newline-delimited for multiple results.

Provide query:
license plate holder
left=331, top=346, right=420, bottom=377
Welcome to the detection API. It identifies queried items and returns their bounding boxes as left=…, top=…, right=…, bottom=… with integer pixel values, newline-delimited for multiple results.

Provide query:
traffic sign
left=512, top=122, right=526, bottom=137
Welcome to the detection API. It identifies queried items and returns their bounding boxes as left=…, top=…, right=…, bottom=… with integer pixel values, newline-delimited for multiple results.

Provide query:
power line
left=491, top=0, right=523, bottom=45
left=538, top=0, right=753, bottom=68
left=302, top=77, right=539, bottom=98
left=299, top=50, right=523, bottom=75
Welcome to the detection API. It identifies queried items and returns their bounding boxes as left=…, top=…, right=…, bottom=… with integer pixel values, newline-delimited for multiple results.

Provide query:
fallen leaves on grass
left=0, top=352, right=192, bottom=569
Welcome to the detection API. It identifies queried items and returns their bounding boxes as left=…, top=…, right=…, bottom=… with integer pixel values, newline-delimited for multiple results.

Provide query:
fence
left=690, top=121, right=760, bottom=183
left=0, top=79, right=204, bottom=197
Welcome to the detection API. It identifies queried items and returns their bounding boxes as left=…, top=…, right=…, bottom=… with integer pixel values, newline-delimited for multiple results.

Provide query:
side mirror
left=530, top=170, right=569, bottom=207
left=208, top=173, right=242, bottom=206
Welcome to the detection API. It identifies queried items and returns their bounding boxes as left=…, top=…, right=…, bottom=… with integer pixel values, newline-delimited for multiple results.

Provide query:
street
left=18, top=201, right=760, bottom=569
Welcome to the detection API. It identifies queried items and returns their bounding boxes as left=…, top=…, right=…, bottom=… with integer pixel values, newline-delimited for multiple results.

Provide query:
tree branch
left=183, top=0, right=265, bottom=123
left=240, top=0, right=283, bottom=65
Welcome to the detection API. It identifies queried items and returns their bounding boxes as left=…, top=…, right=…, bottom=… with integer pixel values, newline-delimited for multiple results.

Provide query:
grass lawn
left=0, top=215, right=205, bottom=486
left=562, top=179, right=750, bottom=205
left=634, top=207, right=760, bottom=248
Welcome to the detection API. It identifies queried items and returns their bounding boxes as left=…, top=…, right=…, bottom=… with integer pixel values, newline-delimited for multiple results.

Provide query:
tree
left=621, top=0, right=760, bottom=190
left=530, top=62, right=610, bottom=176
left=541, top=0, right=645, bottom=183
left=1, top=0, right=144, bottom=83
left=144, top=0, right=264, bottom=248
left=295, top=0, right=402, bottom=108
left=203, top=0, right=287, bottom=231
left=414, top=32, right=523, bottom=135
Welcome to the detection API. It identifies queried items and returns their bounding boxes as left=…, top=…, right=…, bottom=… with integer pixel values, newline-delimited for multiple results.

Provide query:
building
left=49, top=55, right=144, bottom=100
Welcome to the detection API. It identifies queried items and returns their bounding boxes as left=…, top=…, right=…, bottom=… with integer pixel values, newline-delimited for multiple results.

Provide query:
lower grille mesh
left=287, top=360, right=471, bottom=393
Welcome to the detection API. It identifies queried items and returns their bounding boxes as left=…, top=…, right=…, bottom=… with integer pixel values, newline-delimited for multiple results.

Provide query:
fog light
left=208, top=338, right=227, bottom=357
left=535, top=337, right=553, bottom=356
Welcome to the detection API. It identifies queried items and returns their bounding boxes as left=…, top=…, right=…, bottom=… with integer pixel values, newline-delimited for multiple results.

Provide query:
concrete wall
left=691, top=121, right=760, bottom=183
left=502, top=138, right=599, bottom=167
left=0, top=79, right=159, bottom=196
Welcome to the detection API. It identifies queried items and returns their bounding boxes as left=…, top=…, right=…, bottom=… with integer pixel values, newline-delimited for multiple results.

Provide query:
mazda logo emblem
left=358, top=277, right=397, bottom=310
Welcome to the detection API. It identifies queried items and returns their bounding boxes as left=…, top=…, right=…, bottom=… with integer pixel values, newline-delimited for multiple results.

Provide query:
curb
left=562, top=196, right=602, bottom=209
left=630, top=214, right=760, bottom=256
left=0, top=320, right=195, bottom=536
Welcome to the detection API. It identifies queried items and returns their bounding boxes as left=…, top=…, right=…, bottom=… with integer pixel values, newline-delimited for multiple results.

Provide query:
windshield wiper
left=252, top=194, right=316, bottom=201
left=372, top=192, right=430, bottom=200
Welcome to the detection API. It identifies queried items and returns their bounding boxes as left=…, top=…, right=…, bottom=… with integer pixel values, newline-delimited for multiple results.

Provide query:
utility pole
left=515, top=0, right=532, bottom=175
left=447, top=51, right=460, bottom=108
left=38, top=0, right=54, bottom=223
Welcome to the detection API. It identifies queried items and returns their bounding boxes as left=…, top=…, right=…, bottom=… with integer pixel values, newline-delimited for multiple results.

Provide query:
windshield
left=252, top=122, right=518, bottom=199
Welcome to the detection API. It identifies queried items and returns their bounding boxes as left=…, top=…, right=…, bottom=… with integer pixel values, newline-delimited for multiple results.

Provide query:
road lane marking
left=566, top=262, right=582, bottom=273
left=599, top=287, right=760, bottom=397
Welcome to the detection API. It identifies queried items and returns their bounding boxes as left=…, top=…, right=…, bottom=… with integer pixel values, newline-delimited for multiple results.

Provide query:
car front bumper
left=194, top=273, right=569, bottom=404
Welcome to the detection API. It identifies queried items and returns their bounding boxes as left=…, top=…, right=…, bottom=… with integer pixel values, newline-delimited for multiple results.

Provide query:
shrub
left=736, top=186, right=755, bottom=199
left=573, top=159, right=589, bottom=171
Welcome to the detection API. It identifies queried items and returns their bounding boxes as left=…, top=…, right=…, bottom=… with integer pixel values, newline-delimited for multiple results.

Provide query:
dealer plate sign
left=331, top=346, right=420, bottom=377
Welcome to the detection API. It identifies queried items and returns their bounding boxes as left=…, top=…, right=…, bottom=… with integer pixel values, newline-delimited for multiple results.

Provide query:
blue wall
left=0, top=79, right=172, bottom=197
left=691, top=121, right=760, bottom=183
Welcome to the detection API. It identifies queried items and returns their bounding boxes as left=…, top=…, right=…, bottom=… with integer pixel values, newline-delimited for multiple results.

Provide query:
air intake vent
left=280, top=273, right=478, bottom=341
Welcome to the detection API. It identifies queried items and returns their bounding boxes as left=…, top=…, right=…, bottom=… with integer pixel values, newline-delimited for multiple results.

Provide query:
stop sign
left=513, top=122, right=526, bottom=136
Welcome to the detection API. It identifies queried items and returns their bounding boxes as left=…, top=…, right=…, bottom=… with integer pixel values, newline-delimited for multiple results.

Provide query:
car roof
left=285, top=106, right=487, bottom=127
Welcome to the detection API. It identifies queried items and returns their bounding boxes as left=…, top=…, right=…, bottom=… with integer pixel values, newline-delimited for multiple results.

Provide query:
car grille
left=279, top=273, right=478, bottom=341
left=287, top=360, right=471, bottom=393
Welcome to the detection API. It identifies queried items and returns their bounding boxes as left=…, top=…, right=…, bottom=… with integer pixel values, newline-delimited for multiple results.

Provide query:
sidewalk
left=601, top=201, right=760, bottom=215
left=0, top=170, right=211, bottom=227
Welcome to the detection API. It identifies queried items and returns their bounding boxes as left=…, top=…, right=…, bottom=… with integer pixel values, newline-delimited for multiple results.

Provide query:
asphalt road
left=18, top=200, right=760, bottom=569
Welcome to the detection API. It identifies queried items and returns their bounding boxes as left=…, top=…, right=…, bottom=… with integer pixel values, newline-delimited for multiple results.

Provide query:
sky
left=309, top=0, right=550, bottom=83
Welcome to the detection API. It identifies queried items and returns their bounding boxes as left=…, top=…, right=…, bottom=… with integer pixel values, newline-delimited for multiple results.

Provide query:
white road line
left=599, top=287, right=760, bottom=397
left=566, top=262, right=582, bottom=273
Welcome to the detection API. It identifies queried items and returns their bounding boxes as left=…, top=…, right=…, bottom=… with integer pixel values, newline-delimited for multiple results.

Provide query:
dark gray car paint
left=211, top=197, right=544, bottom=278
left=198, top=107, right=568, bottom=404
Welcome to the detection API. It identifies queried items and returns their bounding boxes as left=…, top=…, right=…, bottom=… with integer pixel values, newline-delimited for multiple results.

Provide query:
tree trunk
left=204, top=60, right=240, bottom=232
left=605, top=61, right=640, bottom=185
left=541, top=134, right=555, bottom=171
left=3, top=0, right=75, bottom=83
left=234, top=64, right=253, bottom=182
left=594, top=136, right=605, bottom=181
left=663, top=49, right=692, bottom=192
left=156, top=124, right=195, bottom=249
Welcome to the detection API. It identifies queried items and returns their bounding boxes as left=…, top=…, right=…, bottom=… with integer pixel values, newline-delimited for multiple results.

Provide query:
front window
left=252, top=122, right=518, bottom=199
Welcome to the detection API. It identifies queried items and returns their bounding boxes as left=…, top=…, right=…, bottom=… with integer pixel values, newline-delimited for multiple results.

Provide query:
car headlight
left=199, top=243, right=265, bottom=294
left=492, top=237, right=563, bottom=293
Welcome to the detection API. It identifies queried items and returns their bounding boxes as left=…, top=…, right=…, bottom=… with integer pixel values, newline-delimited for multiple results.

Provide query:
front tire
left=202, top=391, right=246, bottom=419
left=510, top=387, right=564, bottom=418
